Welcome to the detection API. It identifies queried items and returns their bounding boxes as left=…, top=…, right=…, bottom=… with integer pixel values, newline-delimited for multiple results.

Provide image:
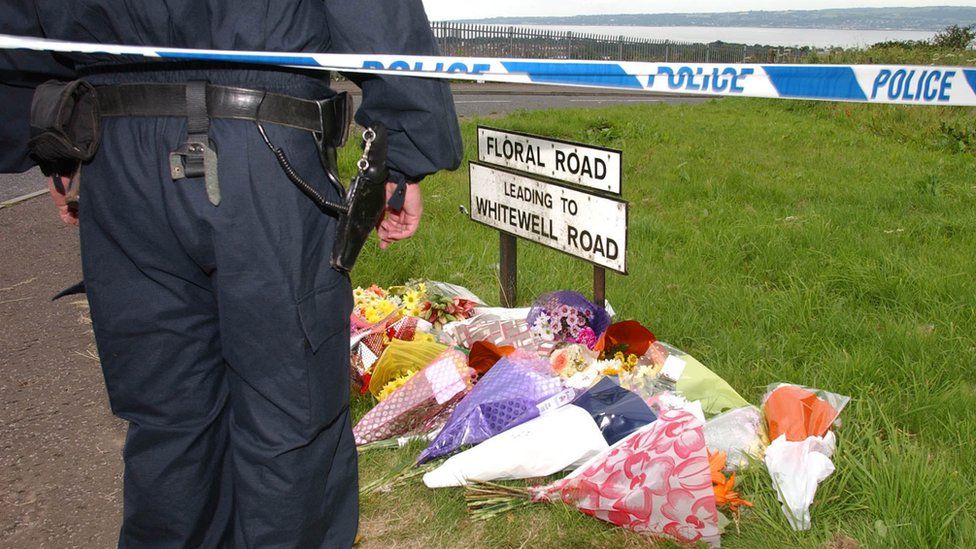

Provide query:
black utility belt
left=27, top=80, right=352, bottom=178
left=97, top=83, right=350, bottom=139
left=28, top=79, right=384, bottom=273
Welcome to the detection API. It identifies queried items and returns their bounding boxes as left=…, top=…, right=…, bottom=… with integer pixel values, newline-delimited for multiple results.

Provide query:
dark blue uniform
left=1, top=2, right=462, bottom=547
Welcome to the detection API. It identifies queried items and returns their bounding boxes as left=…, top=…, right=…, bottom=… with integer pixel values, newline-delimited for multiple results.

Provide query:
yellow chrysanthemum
left=376, top=372, right=415, bottom=401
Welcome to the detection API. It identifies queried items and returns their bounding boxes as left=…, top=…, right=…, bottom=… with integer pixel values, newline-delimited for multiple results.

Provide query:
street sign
left=469, top=162, right=628, bottom=274
left=477, top=127, right=622, bottom=195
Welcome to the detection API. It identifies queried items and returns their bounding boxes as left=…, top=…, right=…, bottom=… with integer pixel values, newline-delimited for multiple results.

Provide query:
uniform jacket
left=0, top=0, right=463, bottom=179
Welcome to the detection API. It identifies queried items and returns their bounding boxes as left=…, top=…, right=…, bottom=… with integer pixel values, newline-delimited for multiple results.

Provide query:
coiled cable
left=256, top=122, right=346, bottom=216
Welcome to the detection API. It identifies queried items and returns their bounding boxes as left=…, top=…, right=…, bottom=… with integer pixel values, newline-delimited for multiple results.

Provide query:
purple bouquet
left=416, top=351, right=565, bottom=464
left=526, top=291, right=611, bottom=346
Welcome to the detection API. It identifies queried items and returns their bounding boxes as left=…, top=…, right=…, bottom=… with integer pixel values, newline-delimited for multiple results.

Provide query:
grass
left=343, top=97, right=976, bottom=548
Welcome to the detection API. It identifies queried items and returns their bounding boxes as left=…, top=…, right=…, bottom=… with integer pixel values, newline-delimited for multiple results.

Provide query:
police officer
left=0, top=1, right=462, bottom=547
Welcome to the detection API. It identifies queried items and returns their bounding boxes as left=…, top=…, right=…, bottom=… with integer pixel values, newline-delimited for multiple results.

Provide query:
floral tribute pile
left=348, top=282, right=848, bottom=546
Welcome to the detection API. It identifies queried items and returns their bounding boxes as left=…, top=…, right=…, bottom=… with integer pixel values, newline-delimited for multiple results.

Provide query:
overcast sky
left=421, top=1, right=976, bottom=20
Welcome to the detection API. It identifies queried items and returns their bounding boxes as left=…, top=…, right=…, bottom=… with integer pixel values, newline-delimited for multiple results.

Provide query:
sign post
left=471, top=127, right=627, bottom=306
left=500, top=233, right=518, bottom=307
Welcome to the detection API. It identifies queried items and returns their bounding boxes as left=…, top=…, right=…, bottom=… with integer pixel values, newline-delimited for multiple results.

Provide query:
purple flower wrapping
left=417, top=351, right=565, bottom=464
left=527, top=291, right=611, bottom=342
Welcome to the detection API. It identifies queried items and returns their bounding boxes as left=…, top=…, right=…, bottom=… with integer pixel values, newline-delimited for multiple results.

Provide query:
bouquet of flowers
left=352, top=284, right=405, bottom=326
left=352, top=280, right=482, bottom=330
left=417, top=351, right=566, bottom=464
left=349, top=315, right=434, bottom=394
left=417, top=293, right=478, bottom=328
left=761, top=383, right=849, bottom=531
left=353, top=349, right=475, bottom=445
left=527, top=291, right=611, bottom=348
left=423, top=377, right=656, bottom=488
left=466, top=410, right=721, bottom=547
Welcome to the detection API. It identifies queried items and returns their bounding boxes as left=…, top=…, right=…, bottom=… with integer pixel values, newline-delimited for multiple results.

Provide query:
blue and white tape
left=2, top=34, right=974, bottom=106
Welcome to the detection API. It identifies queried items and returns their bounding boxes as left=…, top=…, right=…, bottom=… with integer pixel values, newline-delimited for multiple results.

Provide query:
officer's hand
left=47, top=173, right=79, bottom=226
left=377, top=182, right=422, bottom=249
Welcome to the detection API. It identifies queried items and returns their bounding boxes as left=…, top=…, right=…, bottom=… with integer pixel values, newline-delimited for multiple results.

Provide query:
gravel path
left=0, top=198, right=124, bottom=548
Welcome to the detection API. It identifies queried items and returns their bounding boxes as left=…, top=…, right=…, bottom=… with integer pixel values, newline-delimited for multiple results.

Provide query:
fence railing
left=431, top=22, right=809, bottom=64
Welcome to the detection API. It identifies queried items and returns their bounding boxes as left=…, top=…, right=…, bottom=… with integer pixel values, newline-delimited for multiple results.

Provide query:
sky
left=421, top=1, right=976, bottom=20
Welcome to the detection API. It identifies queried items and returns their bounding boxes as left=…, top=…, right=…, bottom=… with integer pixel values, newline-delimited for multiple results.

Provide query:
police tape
left=3, top=33, right=976, bottom=107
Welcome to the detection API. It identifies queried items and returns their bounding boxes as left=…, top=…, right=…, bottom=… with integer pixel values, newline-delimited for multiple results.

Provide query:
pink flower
left=575, top=327, right=598, bottom=349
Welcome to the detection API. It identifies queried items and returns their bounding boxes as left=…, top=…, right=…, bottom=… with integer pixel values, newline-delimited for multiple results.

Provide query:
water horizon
left=500, top=24, right=937, bottom=49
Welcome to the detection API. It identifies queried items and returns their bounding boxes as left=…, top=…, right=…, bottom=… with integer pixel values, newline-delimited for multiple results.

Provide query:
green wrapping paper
left=669, top=344, right=751, bottom=416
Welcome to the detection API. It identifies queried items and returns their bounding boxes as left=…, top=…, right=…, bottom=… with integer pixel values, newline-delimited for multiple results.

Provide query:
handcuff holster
left=329, top=124, right=389, bottom=272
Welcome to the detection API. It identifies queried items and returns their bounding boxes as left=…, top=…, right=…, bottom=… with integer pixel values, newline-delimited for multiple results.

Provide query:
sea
left=509, top=25, right=937, bottom=49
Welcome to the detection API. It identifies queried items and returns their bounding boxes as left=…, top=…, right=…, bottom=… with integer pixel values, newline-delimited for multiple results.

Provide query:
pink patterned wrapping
left=353, top=349, right=474, bottom=445
left=533, top=411, right=721, bottom=547
left=450, top=318, right=556, bottom=355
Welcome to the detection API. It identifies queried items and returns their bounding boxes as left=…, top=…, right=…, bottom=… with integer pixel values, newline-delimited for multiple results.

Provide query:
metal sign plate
left=469, top=162, right=628, bottom=273
left=477, top=127, right=622, bottom=195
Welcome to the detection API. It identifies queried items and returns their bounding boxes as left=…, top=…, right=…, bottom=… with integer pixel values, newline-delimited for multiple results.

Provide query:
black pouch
left=314, top=91, right=354, bottom=195
left=28, top=80, right=100, bottom=176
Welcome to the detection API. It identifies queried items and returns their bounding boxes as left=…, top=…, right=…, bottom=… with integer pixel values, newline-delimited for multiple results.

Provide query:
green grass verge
left=343, top=98, right=976, bottom=548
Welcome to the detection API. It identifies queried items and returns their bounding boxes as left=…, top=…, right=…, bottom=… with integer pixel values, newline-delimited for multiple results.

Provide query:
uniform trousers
left=79, top=102, right=358, bottom=547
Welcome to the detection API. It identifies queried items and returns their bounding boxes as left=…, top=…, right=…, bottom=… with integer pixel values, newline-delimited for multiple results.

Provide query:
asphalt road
left=0, top=83, right=704, bottom=203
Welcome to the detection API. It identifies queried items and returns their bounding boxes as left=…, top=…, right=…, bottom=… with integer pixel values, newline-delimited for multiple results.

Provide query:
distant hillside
left=458, top=7, right=976, bottom=31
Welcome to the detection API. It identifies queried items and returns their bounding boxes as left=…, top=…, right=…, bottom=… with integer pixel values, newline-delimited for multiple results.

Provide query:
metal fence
left=431, top=22, right=809, bottom=64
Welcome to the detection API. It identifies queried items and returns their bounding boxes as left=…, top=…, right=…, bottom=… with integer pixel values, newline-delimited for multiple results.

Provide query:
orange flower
left=713, top=472, right=753, bottom=513
left=708, top=450, right=753, bottom=515
left=708, top=450, right=728, bottom=486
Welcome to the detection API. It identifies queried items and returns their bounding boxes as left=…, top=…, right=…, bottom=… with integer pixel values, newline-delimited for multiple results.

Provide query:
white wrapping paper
left=764, top=432, right=836, bottom=530
left=423, top=404, right=609, bottom=488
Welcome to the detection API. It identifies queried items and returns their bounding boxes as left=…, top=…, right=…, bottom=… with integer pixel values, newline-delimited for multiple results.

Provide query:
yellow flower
left=377, top=372, right=415, bottom=401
